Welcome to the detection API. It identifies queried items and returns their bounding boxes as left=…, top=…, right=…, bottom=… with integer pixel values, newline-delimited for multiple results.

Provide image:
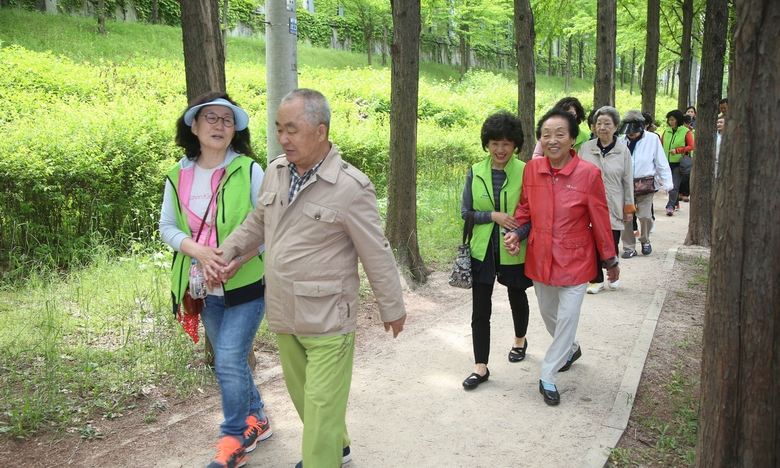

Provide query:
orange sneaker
left=243, top=414, right=273, bottom=452
left=207, top=435, right=246, bottom=468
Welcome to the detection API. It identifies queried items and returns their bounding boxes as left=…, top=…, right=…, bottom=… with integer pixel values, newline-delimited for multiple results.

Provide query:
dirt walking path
left=4, top=193, right=693, bottom=468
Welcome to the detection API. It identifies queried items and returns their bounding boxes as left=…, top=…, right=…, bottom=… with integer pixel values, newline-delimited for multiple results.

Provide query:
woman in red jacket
left=504, top=109, right=620, bottom=406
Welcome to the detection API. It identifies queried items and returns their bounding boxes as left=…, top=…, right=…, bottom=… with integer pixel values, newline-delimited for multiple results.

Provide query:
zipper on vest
left=475, top=174, right=493, bottom=206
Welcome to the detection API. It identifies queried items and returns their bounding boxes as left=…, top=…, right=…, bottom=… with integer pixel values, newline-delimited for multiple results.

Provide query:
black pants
left=471, top=281, right=529, bottom=364
left=593, top=229, right=622, bottom=283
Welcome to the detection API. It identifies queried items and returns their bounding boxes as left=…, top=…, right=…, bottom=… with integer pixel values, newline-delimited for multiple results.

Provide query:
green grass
left=0, top=8, right=680, bottom=437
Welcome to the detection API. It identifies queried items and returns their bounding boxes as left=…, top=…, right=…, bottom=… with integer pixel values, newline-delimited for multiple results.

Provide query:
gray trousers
left=533, top=281, right=588, bottom=384
left=667, top=163, right=682, bottom=208
left=622, top=192, right=654, bottom=250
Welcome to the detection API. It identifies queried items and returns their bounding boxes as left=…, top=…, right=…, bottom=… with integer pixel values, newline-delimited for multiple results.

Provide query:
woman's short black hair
left=175, top=91, right=254, bottom=160
left=682, top=114, right=693, bottom=125
left=642, top=112, right=654, bottom=126
left=536, top=108, right=579, bottom=141
left=586, top=108, right=598, bottom=127
left=553, top=96, right=586, bottom=124
left=666, top=109, right=685, bottom=126
left=685, top=105, right=697, bottom=114
left=480, top=111, right=524, bottom=153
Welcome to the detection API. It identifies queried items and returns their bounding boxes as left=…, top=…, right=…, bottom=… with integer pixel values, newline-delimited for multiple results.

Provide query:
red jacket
left=513, top=152, right=615, bottom=286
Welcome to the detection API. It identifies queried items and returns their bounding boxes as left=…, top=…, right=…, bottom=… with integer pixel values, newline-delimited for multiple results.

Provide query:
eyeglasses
left=201, top=112, right=235, bottom=127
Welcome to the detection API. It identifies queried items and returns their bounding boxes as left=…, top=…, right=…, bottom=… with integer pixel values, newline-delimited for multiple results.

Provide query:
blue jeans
left=201, top=295, right=266, bottom=437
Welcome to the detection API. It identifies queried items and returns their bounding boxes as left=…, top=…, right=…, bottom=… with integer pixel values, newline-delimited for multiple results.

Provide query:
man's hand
left=384, top=314, right=406, bottom=338
left=219, top=256, right=244, bottom=283
left=491, top=212, right=519, bottom=231
left=504, top=231, right=520, bottom=256
left=606, top=265, right=620, bottom=283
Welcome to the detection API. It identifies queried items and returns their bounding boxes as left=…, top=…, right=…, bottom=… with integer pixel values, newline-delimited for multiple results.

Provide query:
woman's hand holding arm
left=180, top=238, right=227, bottom=283
left=491, top=212, right=520, bottom=230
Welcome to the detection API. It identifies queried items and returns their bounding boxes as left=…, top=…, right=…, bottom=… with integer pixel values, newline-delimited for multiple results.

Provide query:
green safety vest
left=166, top=156, right=264, bottom=308
left=469, top=157, right=527, bottom=264
left=574, top=122, right=591, bottom=153
left=662, top=126, right=690, bottom=164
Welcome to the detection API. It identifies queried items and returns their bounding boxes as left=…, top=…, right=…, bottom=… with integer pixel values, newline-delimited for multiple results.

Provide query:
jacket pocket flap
left=293, top=280, right=342, bottom=297
left=259, top=191, right=276, bottom=206
left=302, top=202, right=338, bottom=223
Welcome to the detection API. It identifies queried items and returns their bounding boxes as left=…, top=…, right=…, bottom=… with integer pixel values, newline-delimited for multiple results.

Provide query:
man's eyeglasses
left=201, top=112, right=235, bottom=127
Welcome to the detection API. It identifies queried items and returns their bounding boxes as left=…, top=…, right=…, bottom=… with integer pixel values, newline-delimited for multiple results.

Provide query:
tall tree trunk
left=181, top=0, right=226, bottom=103
left=221, top=0, right=229, bottom=56
left=630, top=46, right=636, bottom=94
left=547, top=39, right=553, bottom=76
left=671, top=61, right=677, bottom=96
left=696, top=0, right=780, bottom=465
left=387, top=0, right=427, bottom=285
left=594, top=0, right=616, bottom=108
left=685, top=0, right=728, bottom=248
left=514, top=0, right=536, bottom=162
left=678, top=0, right=693, bottom=109
left=381, top=24, right=388, bottom=66
left=642, top=0, right=660, bottom=117
left=265, top=0, right=298, bottom=162
left=151, top=0, right=159, bottom=24
left=459, top=25, right=469, bottom=74
left=365, top=29, right=372, bottom=65
left=727, top=1, right=735, bottom=96
left=564, top=35, right=572, bottom=93
left=578, top=39, right=584, bottom=79
left=619, top=53, right=625, bottom=88
left=96, top=0, right=106, bottom=35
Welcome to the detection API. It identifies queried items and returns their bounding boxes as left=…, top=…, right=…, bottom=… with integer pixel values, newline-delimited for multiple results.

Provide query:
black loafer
left=462, top=368, right=489, bottom=390
left=558, top=346, right=582, bottom=372
left=539, top=380, right=560, bottom=406
left=508, top=339, right=528, bottom=362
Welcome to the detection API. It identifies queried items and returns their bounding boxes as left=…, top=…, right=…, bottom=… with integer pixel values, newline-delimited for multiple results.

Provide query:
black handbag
left=448, top=213, right=475, bottom=289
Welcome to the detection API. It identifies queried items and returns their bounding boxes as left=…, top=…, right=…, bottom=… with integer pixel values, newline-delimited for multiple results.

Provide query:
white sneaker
left=609, top=280, right=620, bottom=290
left=587, top=282, right=604, bottom=294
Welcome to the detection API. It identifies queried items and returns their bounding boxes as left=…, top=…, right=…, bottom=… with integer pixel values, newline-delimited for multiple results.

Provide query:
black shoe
left=295, top=446, right=352, bottom=467
left=558, top=346, right=582, bottom=372
left=462, top=368, right=489, bottom=390
left=508, top=339, right=528, bottom=362
left=539, top=380, right=560, bottom=406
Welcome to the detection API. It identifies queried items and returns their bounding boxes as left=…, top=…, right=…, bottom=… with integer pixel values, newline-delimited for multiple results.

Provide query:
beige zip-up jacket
left=579, top=139, right=635, bottom=231
left=220, top=145, right=406, bottom=337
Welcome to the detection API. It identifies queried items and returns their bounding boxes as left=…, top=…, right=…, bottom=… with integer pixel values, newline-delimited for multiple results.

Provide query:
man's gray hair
left=623, top=109, right=644, bottom=123
left=594, top=105, right=621, bottom=127
left=281, top=88, right=331, bottom=130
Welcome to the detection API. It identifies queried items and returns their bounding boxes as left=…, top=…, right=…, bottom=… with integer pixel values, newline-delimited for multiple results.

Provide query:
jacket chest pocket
left=292, top=279, right=347, bottom=335
left=302, top=202, right=338, bottom=223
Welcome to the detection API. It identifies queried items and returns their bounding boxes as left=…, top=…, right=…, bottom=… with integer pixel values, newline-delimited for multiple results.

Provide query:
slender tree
left=97, top=0, right=106, bottom=35
left=696, top=0, right=780, bottom=464
left=265, top=0, right=298, bottom=161
left=678, top=0, right=693, bottom=109
left=685, top=0, right=727, bottom=247
left=151, top=0, right=159, bottom=24
left=642, top=0, right=660, bottom=117
left=513, top=0, right=536, bottom=162
left=180, top=0, right=226, bottom=102
left=387, top=0, right=427, bottom=284
left=594, top=0, right=616, bottom=108
left=564, top=35, right=572, bottom=93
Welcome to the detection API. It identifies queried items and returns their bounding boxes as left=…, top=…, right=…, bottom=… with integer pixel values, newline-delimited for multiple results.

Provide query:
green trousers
left=277, top=332, right=355, bottom=468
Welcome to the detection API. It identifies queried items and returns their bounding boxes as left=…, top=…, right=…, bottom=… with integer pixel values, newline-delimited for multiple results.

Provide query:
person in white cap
left=159, top=92, right=271, bottom=468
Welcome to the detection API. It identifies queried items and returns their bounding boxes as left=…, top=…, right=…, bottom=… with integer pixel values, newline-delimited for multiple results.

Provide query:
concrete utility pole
left=265, top=0, right=299, bottom=163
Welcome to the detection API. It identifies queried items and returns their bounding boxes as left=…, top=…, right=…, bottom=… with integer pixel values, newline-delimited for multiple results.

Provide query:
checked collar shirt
left=288, top=158, right=326, bottom=203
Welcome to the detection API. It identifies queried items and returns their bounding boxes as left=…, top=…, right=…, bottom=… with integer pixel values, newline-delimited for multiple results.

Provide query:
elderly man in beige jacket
left=218, top=89, right=406, bottom=468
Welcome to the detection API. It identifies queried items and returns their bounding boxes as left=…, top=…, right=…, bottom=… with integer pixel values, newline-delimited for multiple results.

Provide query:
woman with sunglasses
left=159, top=92, right=271, bottom=468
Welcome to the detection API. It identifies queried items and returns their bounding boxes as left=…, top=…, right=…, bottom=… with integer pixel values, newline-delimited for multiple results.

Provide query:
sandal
left=508, top=339, right=528, bottom=363
left=462, top=368, right=489, bottom=390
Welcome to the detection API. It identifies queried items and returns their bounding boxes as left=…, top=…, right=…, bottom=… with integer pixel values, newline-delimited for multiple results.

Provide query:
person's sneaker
left=243, top=414, right=273, bottom=453
left=621, top=249, right=638, bottom=259
left=608, top=280, right=620, bottom=290
left=666, top=206, right=674, bottom=216
left=294, top=446, right=352, bottom=467
left=207, top=435, right=246, bottom=468
left=586, top=282, right=604, bottom=294
left=641, top=243, right=652, bottom=255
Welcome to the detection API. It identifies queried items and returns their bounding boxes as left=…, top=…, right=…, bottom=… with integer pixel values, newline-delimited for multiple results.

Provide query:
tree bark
left=96, top=0, right=106, bottom=35
left=265, top=0, right=298, bottom=162
left=578, top=39, right=584, bottom=79
left=564, top=35, right=572, bottom=93
left=180, top=0, right=226, bottom=103
left=619, top=53, right=625, bottom=88
left=727, top=1, right=735, bottom=95
left=547, top=39, right=553, bottom=76
left=222, top=0, right=229, bottom=57
left=678, top=0, right=693, bottom=109
left=671, top=61, right=677, bottom=96
left=387, top=0, right=427, bottom=285
left=151, top=0, right=159, bottom=24
left=514, top=0, right=536, bottom=162
left=696, top=0, right=780, bottom=465
left=594, top=0, right=616, bottom=108
left=365, top=29, right=373, bottom=65
left=642, top=0, right=660, bottom=117
left=685, top=0, right=727, bottom=248
left=630, top=46, right=636, bottom=94
left=381, top=24, right=388, bottom=66
left=459, top=24, right=469, bottom=74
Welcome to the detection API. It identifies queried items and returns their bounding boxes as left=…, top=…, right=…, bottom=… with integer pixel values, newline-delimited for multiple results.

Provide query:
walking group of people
left=459, top=96, right=723, bottom=408
left=157, top=88, right=725, bottom=467
left=160, top=89, right=406, bottom=468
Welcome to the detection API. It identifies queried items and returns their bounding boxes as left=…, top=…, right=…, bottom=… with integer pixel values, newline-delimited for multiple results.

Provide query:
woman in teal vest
left=461, top=112, right=533, bottom=390
left=662, top=109, right=695, bottom=216
left=159, top=92, right=270, bottom=467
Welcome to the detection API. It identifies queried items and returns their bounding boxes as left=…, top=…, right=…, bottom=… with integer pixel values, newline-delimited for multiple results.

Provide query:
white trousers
left=533, top=281, right=588, bottom=384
